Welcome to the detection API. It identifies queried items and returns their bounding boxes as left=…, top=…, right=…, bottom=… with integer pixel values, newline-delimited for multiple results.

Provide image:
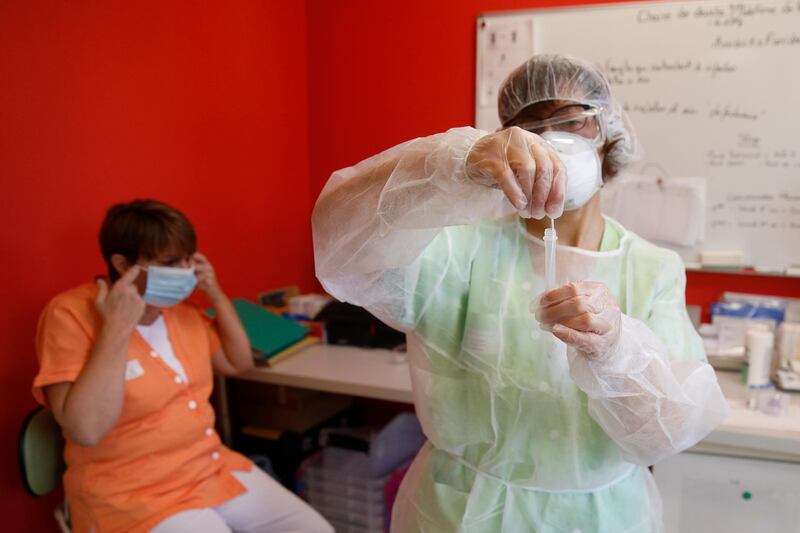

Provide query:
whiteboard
left=476, top=0, right=800, bottom=269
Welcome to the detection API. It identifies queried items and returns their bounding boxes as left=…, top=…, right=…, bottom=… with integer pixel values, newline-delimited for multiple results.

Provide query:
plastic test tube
left=544, top=217, right=557, bottom=290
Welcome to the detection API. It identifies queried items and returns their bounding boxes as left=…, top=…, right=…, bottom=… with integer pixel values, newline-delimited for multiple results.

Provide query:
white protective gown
left=312, top=127, right=729, bottom=532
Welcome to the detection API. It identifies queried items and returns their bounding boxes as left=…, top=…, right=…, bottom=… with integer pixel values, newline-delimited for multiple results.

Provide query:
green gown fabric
left=392, top=217, right=674, bottom=532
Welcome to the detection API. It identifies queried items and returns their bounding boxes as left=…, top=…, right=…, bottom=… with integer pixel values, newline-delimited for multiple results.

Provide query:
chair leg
left=55, top=503, right=71, bottom=533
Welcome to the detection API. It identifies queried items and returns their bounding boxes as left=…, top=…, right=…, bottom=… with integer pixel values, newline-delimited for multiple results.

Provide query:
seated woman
left=33, top=199, right=332, bottom=533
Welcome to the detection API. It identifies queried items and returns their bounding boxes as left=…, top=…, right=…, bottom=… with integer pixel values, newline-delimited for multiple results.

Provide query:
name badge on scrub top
left=125, top=360, right=145, bottom=381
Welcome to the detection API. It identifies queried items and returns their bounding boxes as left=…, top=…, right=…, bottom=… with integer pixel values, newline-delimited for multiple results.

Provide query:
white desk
left=692, top=370, right=800, bottom=462
left=237, top=344, right=413, bottom=404
left=236, top=345, right=800, bottom=461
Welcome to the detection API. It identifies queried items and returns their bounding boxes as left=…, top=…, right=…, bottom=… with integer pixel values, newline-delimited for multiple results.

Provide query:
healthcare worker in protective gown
left=312, top=54, right=729, bottom=532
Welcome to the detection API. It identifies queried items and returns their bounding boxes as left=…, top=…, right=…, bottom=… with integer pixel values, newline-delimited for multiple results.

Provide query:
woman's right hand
left=95, top=265, right=146, bottom=333
left=466, top=127, right=566, bottom=219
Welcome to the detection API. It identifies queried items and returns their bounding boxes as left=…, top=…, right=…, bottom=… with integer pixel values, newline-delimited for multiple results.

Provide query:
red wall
left=306, top=0, right=637, bottom=195
left=305, top=0, right=800, bottom=313
left=0, top=1, right=312, bottom=529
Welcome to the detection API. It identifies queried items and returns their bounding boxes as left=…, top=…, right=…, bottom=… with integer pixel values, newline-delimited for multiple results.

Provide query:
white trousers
left=150, top=467, right=333, bottom=533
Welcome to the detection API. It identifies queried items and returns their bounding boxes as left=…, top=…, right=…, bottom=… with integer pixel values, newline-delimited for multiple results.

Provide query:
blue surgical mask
left=142, top=265, right=197, bottom=308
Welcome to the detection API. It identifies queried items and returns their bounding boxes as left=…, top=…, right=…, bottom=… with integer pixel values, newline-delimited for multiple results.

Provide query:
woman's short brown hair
left=99, top=199, right=196, bottom=281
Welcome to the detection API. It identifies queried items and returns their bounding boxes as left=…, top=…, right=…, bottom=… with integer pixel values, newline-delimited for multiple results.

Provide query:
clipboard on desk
left=258, top=336, right=321, bottom=367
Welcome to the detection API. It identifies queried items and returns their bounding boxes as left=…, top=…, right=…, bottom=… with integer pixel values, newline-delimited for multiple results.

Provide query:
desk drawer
left=655, top=452, right=800, bottom=532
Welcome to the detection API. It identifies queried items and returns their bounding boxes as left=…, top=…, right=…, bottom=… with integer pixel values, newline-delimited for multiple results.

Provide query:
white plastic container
left=745, top=328, right=775, bottom=387
left=300, top=447, right=387, bottom=533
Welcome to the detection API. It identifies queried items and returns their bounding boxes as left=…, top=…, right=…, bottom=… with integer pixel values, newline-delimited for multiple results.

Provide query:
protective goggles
left=513, top=104, right=606, bottom=147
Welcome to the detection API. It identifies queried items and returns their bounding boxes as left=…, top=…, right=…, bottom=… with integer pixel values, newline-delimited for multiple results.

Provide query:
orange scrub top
left=33, top=282, right=252, bottom=533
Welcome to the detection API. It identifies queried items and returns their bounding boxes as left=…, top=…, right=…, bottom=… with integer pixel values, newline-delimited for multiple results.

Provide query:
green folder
left=230, top=299, right=309, bottom=359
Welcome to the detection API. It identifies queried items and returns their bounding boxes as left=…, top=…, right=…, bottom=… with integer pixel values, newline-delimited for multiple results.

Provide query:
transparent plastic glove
left=465, top=127, right=566, bottom=219
left=534, top=281, right=621, bottom=359
left=566, top=314, right=730, bottom=465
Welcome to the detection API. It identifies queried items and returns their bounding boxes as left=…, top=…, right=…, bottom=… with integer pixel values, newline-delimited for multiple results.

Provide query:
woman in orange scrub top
left=33, top=199, right=332, bottom=533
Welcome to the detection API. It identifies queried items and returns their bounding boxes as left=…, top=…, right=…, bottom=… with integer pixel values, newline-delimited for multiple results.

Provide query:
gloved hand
left=533, top=281, right=621, bottom=359
left=465, top=127, right=566, bottom=219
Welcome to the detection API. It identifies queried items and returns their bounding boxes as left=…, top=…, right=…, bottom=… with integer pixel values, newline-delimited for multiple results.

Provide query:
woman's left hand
left=193, top=252, right=223, bottom=300
left=533, top=281, right=621, bottom=359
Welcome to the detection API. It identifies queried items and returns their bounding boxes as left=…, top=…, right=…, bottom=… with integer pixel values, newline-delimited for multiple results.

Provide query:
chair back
left=18, top=407, right=65, bottom=497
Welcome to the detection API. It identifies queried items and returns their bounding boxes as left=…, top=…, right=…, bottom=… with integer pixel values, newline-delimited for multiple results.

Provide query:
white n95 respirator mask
left=541, top=131, right=603, bottom=212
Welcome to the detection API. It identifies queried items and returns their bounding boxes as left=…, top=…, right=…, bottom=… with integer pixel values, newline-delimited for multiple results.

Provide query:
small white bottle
left=746, top=328, right=775, bottom=387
